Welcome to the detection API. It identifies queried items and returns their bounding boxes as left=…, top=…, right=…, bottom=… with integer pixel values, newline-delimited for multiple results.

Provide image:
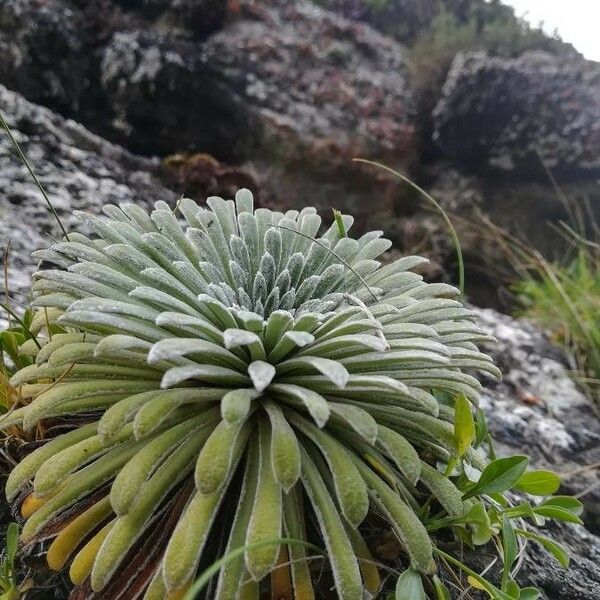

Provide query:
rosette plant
left=1, top=188, right=551, bottom=600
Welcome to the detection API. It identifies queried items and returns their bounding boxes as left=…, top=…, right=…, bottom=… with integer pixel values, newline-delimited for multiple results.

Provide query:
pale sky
left=502, top=0, right=600, bottom=62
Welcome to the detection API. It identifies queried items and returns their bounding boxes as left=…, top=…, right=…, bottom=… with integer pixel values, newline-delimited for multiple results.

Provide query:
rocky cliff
left=3, top=0, right=599, bottom=309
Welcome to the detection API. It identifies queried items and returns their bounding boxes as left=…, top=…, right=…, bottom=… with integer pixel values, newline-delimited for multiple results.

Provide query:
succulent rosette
left=1, top=190, right=500, bottom=599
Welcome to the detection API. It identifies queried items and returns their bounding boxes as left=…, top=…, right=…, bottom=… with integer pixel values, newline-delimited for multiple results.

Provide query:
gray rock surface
left=0, top=0, right=417, bottom=222
left=474, top=307, right=600, bottom=532
left=0, top=84, right=176, bottom=307
left=453, top=307, right=600, bottom=599
left=0, top=0, right=88, bottom=114
left=434, top=51, right=600, bottom=178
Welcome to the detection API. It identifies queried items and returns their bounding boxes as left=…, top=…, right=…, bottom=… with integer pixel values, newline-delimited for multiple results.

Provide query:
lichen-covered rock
left=0, top=85, right=175, bottom=306
left=474, top=307, right=600, bottom=533
left=0, top=0, right=88, bottom=114
left=433, top=51, right=600, bottom=178
left=98, top=29, right=245, bottom=156
left=203, top=0, right=415, bottom=163
left=96, top=0, right=416, bottom=217
left=446, top=307, right=600, bottom=599
left=459, top=520, right=600, bottom=600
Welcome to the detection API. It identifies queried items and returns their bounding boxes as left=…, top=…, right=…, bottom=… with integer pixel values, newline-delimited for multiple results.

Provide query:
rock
left=0, top=84, right=176, bottom=307
left=203, top=0, right=414, bottom=163
left=457, top=520, right=600, bottom=599
left=433, top=51, right=600, bottom=179
left=0, top=0, right=88, bottom=114
left=97, top=0, right=417, bottom=219
left=98, top=30, right=238, bottom=156
left=201, top=0, right=416, bottom=219
left=442, top=307, right=600, bottom=599
left=110, top=0, right=229, bottom=40
left=474, top=307, right=600, bottom=533
left=1, top=0, right=417, bottom=224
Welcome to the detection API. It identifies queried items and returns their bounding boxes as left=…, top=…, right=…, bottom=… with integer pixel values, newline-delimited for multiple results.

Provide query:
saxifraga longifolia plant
left=0, top=190, right=574, bottom=600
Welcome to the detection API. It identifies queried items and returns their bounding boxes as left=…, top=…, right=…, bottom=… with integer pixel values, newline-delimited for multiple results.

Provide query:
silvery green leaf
left=141, top=267, right=201, bottom=304
left=214, top=442, right=259, bottom=600
left=129, top=286, right=197, bottom=316
left=329, top=403, right=378, bottom=444
left=304, top=333, right=386, bottom=358
left=22, top=439, right=144, bottom=541
left=377, top=426, right=421, bottom=485
left=263, top=310, right=294, bottom=352
left=353, top=237, right=391, bottom=262
left=233, top=310, right=264, bottom=333
left=5, top=423, right=98, bottom=502
left=277, top=217, right=297, bottom=266
left=278, top=289, right=296, bottom=311
left=419, top=462, right=465, bottom=518
left=154, top=312, right=222, bottom=342
left=293, top=213, right=321, bottom=255
left=229, top=235, right=251, bottom=272
left=274, top=269, right=291, bottom=295
left=294, top=275, right=320, bottom=305
left=93, top=433, right=207, bottom=591
left=289, top=412, right=368, bottom=527
left=195, top=418, right=252, bottom=494
left=221, top=389, right=260, bottom=423
left=277, top=356, right=349, bottom=389
left=120, top=201, right=156, bottom=232
left=264, top=228, right=282, bottom=269
left=287, top=252, right=305, bottom=288
left=197, top=294, right=238, bottom=329
left=293, top=311, right=323, bottom=332
left=198, top=261, right=226, bottom=285
left=151, top=208, right=199, bottom=262
left=207, top=196, right=238, bottom=242
left=262, top=399, right=301, bottom=491
left=161, top=365, right=248, bottom=388
left=34, top=423, right=134, bottom=496
left=23, top=380, right=157, bottom=431
left=245, top=418, right=283, bottom=581
left=230, top=260, right=248, bottom=290
left=238, top=212, right=259, bottom=271
left=252, top=271, right=267, bottom=303
left=253, top=299, right=264, bottom=317
left=269, top=383, right=330, bottom=427
left=171, top=261, right=210, bottom=295
left=263, top=287, right=280, bottom=316
left=269, top=330, right=315, bottom=363
left=111, top=417, right=212, bottom=514
left=248, top=361, right=276, bottom=393
left=313, top=263, right=345, bottom=297
left=258, top=252, right=276, bottom=289
left=300, top=448, right=362, bottom=600
left=33, top=333, right=91, bottom=365
left=235, top=188, right=254, bottom=214
left=148, top=338, right=245, bottom=370
left=353, top=457, right=434, bottom=574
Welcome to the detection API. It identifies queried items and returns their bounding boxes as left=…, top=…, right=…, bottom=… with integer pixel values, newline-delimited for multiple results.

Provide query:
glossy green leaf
left=515, top=470, right=561, bottom=496
left=464, top=456, right=529, bottom=499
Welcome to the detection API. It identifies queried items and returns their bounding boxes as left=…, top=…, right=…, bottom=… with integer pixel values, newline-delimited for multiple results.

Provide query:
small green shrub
left=0, top=191, right=580, bottom=599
